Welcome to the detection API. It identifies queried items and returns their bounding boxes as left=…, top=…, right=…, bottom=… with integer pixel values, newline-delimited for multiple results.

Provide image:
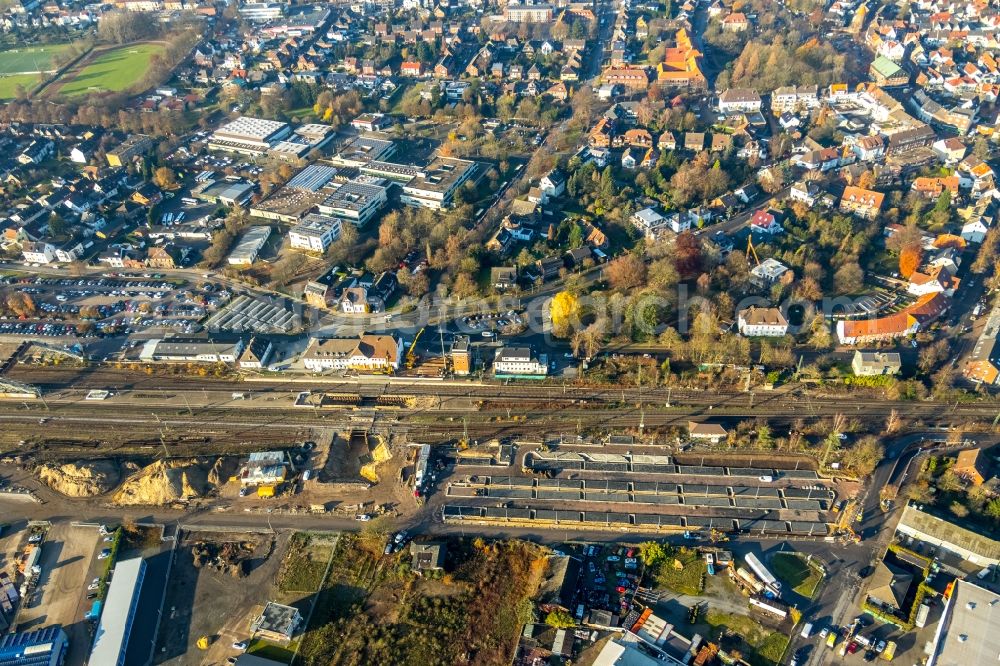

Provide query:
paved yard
left=16, top=524, right=101, bottom=666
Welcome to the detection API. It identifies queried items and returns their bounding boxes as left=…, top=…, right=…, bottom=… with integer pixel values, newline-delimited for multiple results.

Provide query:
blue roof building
left=0, top=626, right=68, bottom=666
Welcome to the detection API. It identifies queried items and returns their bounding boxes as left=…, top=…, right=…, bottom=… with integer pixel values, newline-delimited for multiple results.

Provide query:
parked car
left=232, top=641, right=248, bottom=651
left=98, top=549, right=111, bottom=560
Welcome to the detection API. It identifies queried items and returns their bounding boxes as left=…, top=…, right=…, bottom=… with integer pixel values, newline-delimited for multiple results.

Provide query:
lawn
left=0, top=73, right=40, bottom=100
left=771, top=552, right=823, bottom=600
left=277, top=533, right=334, bottom=593
left=56, top=42, right=164, bottom=96
left=649, top=546, right=706, bottom=596
left=247, top=637, right=296, bottom=663
left=705, top=610, right=790, bottom=666
left=0, top=43, right=71, bottom=74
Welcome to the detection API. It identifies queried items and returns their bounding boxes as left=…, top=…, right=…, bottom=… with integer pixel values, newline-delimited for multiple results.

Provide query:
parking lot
left=0, top=274, right=229, bottom=339
left=16, top=523, right=104, bottom=665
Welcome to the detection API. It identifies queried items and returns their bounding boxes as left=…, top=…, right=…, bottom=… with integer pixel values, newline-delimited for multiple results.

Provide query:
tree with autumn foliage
left=899, top=244, right=923, bottom=278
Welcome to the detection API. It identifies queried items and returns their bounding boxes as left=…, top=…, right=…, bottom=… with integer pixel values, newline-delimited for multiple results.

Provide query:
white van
left=800, top=623, right=813, bottom=639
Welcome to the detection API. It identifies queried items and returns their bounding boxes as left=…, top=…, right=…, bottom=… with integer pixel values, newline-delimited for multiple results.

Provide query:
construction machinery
left=405, top=327, right=425, bottom=369
left=746, top=235, right=760, bottom=266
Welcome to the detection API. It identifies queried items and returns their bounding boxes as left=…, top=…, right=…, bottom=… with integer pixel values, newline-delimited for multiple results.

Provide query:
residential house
left=750, top=209, right=782, bottom=234
left=250, top=602, right=302, bottom=644
left=771, top=85, right=819, bottom=113
left=718, top=88, right=762, bottom=114
left=750, top=258, right=789, bottom=287
left=866, top=562, right=913, bottom=613
left=491, top=266, right=518, bottom=291
left=789, top=180, right=821, bottom=206
left=852, top=351, right=902, bottom=376
left=494, top=346, right=547, bottom=376
left=737, top=307, right=788, bottom=337
left=687, top=421, right=728, bottom=443
left=21, top=241, right=55, bottom=264
left=684, top=132, right=705, bottom=151
left=410, top=542, right=445, bottom=572
left=721, top=12, right=749, bottom=32
left=953, top=448, right=992, bottom=486
left=839, top=186, right=884, bottom=220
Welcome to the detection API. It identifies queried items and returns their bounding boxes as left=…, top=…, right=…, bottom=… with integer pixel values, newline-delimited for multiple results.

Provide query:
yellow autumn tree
left=550, top=291, right=580, bottom=338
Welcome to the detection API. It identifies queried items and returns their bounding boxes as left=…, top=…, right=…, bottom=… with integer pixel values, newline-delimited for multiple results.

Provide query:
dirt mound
left=207, top=457, right=239, bottom=486
left=113, top=459, right=211, bottom=506
left=38, top=460, right=120, bottom=497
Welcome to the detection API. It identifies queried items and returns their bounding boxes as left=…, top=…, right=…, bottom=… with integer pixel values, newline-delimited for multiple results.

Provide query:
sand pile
left=38, top=461, right=121, bottom=497
left=113, top=459, right=211, bottom=506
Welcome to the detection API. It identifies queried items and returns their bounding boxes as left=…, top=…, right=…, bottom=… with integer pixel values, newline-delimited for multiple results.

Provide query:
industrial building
left=289, top=214, right=343, bottom=253
left=227, top=226, right=272, bottom=266
left=239, top=451, right=291, bottom=487
left=317, top=180, right=388, bottom=227
left=0, top=626, right=68, bottom=666
left=330, top=135, right=396, bottom=167
left=250, top=164, right=342, bottom=223
left=208, top=117, right=292, bottom=155
left=927, top=579, right=1000, bottom=666
left=138, top=335, right=246, bottom=364
left=90, top=557, right=146, bottom=666
left=400, top=156, right=476, bottom=210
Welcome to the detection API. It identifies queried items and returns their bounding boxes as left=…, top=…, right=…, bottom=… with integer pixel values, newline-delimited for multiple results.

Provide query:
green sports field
left=0, top=44, right=71, bottom=74
left=55, top=42, right=165, bottom=97
left=0, top=73, right=40, bottom=100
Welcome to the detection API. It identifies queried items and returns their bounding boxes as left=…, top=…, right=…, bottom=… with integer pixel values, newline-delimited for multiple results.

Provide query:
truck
left=745, top=553, right=781, bottom=597
left=827, top=632, right=837, bottom=649
left=915, top=602, right=930, bottom=628
left=882, top=641, right=896, bottom=661
left=705, top=553, right=715, bottom=576
left=734, top=567, right=765, bottom=594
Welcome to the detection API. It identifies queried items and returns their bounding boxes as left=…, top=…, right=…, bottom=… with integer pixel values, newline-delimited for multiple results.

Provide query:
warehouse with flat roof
left=401, top=156, right=477, bottom=210
left=90, top=558, right=146, bottom=666
left=928, top=579, right=1000, bottom=666
left=0, top=626, right=68, bottom=666
left=209, top=117, right=292, bottom=155
left=317, top=180, right=388, bottom=227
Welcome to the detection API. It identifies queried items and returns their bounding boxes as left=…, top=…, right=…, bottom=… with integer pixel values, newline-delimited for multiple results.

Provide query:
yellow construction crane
left=405, top=327, right=425, bottom=369
left=746, top=235, right=761, bottom=267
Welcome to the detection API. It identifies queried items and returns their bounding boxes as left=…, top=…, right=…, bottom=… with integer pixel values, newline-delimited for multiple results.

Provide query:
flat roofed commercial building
left=228, top=226, right=272, bottom=266
left=928, top=580, right=1000, bottom=666
left=401, top=156, right=476, bottom=210
left=0, top=626, right=68, bottom=666
left=317, top=181, right=387, bottom=227
left=90, top=558, right=146, bottom=666
left=209, top=117, right=291, bottom=155
left=289, top=213, right=343, bottom=253
left=330, top=136, right=396, bottom=167
left=139, top=336, right=245, bottom=363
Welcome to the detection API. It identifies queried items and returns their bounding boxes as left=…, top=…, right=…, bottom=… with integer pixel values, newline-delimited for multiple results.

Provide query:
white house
left=493, top=346, right=547, bottom=376
left=718, top=88, right=762, bottom=114
left=301, top=335, right=402, bottom=372
left=540, top=170, right=566, bottom=198
left=737, top=306, right=788, bottom=337
left=631, top=207, right=666, bottom=239
left=22, top=241, right=56, bottom=264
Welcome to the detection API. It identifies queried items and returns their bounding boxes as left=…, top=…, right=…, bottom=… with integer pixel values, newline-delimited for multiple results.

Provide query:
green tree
left=545, top=609, right=576, bottom=628
left=639, top=541, right=668, bottom=567
left=986, top=498, right=1000, bottom=520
